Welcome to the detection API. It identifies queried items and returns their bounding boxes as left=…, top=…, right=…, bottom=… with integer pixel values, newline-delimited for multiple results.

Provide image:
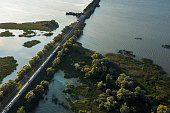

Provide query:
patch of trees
left=61, top=47, right=169, bottom=112
left=23, top=40, right=41, bottom=48
left=0, top=79, right=17, bottom=101
left=17, top=106, right=26, bottom=113
left=17, top=65, right=31, bottom=81
left=105, top=53, right=170, bottom=109
left=0, top=56, right=18, bottom=81
left=24, top=81, right=49, bottom=110
left=76, top=52, right=118, bottom=81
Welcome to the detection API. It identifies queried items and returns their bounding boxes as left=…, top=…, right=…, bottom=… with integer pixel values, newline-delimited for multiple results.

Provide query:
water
left=32, top=70, right=79, bottom=113
left=79, top=0, right=170, bottom=74
left=0, top=0, right=92, bottom=84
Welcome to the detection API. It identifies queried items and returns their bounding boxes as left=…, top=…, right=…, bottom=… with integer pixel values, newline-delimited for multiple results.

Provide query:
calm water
left=79, top=0, right=170, bottom=74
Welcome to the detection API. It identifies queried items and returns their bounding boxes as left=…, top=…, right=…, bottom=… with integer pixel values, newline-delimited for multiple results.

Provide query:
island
left=23, top=40, right=41, bottom=48
left=0, top=20, right=59, bottom=38
left=19, top=30, right=37, bottom=38
left=0, top=20, right=59, bottom=31
left=43, top=32, right=53, bottom=37
left=162, top=45, right=170, bottom=49
left=0, top=31, right=15, bottom=37
left=0, top=56, right=18, bottom=82
left=134, top=37, right=142, bottom=40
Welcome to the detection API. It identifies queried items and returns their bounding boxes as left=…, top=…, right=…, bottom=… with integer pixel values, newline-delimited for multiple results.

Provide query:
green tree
left=46, top=67, right=55, bottom=76
left=52, top=57, right=60, bottom=67
left=34, top=85, right=45, bottom=97
left=29, top=56, right=40, bottom=67
left=116, top=73, right=134, bottom=89
left=134, top=86, right=146, bottom=100
left=97, top=81, right=106, bottom=90
left=40, top=81, right=49, bottom=89
left=157, top=104, right=170, bottom=113
left=106, top=89, right=112, bottom=95
left=120, top=103, right=130, bottom=113
left=25, top=90, right=35, bottom=102
left=17, top=106, right=26, bottom=113
left=17, top=65, right=31, bottom=80
left=117, top=88, right=132, bottom=101
left=37, top=51, right=44, bottom=58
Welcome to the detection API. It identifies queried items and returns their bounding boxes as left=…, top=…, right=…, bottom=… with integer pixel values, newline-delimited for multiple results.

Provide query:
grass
left=0, top=20, right=59, bottom=31
left=23, top=40, right=41, bottom=48
left=0, top=31, right=15, bottom=37
left=0, top=56, right=18, bottom=82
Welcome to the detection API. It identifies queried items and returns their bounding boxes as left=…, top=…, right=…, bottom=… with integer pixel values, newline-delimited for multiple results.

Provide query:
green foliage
left=52, top=57, right=61, bottom=68
left=97, top=81, right=106, bottom=90
left=40, top=81, right=49, bottom=89
left=117, top=88, right=132, bottom=101
left=23, top=40, right=41, bottom=48
left=120, top=103, right=130, bottom=113
left=25, top=90, right=35, bottom=102
left=25, top=80, right=49, bottom=103
left=17, top=106, right=26, bottom=113
left=0, top=56, right=18, bottom=82
left=116, top=73, right=135, bottom=90
left=104, top=96, right=118, bottom=111
left=105, top=53, right=170, bottom=107
left=37, top=51, right=44, bottom=58
left=17, top=65, right=31, bottom=81
left=46, top=67, right=55, bottom=76
left=157, top=104, right=170, bottom=113
left=0, top=79, right=17, bottom=101
left=106, top=89, right=112, bottom=95
left=29, top=56, right=40, bottom=67
left=134, top=86, right=146, bottom=100
left=53, top=34, right=63, bottom=42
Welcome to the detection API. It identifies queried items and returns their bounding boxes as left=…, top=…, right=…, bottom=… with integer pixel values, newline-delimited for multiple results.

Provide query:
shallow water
left=79, top=0, right=170, bottom=74
left=32, top=70, right=79, bottom=113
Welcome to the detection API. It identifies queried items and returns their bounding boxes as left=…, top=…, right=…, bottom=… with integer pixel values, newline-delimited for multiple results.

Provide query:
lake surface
left=79, top=0, right=170, bottom=74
